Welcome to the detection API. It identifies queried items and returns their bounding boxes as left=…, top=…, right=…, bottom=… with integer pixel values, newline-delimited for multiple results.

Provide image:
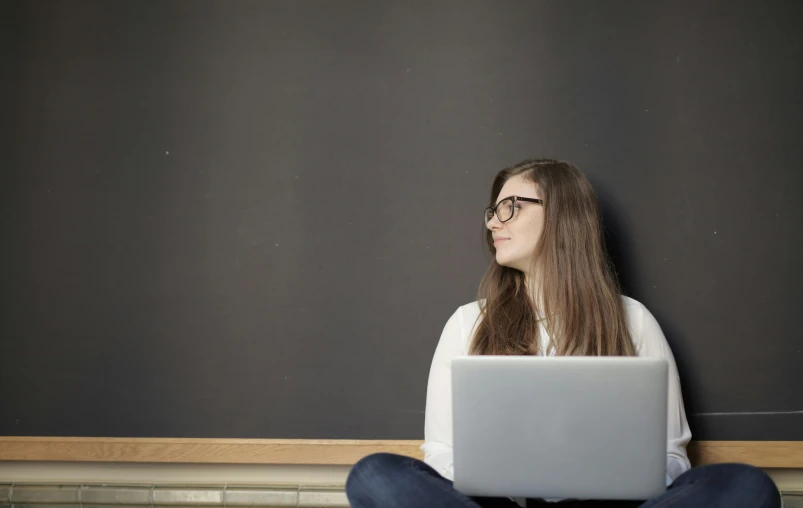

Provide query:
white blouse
left=421, top=296, right=692, bottom=486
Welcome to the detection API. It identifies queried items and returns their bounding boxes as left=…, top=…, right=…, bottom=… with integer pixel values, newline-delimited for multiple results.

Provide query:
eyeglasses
left=484, top=196, right=543, bottom=225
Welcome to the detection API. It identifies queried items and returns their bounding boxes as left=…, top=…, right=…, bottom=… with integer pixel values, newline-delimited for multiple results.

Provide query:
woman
left=346, top=159, right=780, bottom=508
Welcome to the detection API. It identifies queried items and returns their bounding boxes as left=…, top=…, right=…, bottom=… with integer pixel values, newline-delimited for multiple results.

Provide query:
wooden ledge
left=688, top=441, right=803, bottom=468
left=0, top=438, right=422, bottom=465
left=0, top=438, right=801, bottom=467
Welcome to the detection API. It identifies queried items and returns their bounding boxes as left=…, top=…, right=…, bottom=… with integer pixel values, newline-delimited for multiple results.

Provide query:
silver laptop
left=452, top=356, right=668, bottom=501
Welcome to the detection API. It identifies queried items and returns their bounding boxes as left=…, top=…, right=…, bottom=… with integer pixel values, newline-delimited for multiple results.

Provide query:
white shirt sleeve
left=420, top=306, right=465, bottom=480
left=632, top=301, right=693, bottom=485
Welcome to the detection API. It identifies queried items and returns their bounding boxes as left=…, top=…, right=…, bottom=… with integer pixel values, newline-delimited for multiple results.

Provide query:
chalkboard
left=1, top=0, right=801, bottom=441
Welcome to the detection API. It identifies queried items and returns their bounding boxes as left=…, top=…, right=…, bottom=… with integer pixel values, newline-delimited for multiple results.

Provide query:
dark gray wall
left=1, top=0, right=801, bottom=440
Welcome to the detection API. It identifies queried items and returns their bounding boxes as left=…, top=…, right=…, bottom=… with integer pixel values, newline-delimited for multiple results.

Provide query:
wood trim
left=688, top=441, right=803, bottom=468
left=0, top=438, right=423, bottom=465
left=0, top=438, right=802, bottom=467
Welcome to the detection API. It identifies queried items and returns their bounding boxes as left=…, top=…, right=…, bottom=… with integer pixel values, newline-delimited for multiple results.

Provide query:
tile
left=224, top=486, right=297, bottom=507
left=10, top=505, right=80, bottom=508
left=783, top=494, right=803, bottom=508
left=298, top=487, right=349, bottom=508
left=11, top=485, right=80, bottom=505
left=80, top=486, right=151, bottom=506
left=0, top=485, right=11, bottom=505
left=152, top=487, right=223, bottom=506
left=149, top=506, right=221, bottom=508
left=78, top=505, right=148, bottom=508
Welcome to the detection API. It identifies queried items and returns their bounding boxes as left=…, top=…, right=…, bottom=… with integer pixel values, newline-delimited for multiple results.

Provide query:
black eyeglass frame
left=484, top=196, right=544, bottom=225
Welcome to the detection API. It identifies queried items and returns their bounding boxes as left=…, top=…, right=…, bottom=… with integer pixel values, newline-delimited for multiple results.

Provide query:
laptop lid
left=452, top=356, right=668, bottom=500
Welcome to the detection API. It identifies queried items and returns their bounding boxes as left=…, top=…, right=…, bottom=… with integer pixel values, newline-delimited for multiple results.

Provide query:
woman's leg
left=639, top=463, right=781, bottom=508
left=547, top=501, right=641, bottom=507
left=345, top=452, right=522, bottom=508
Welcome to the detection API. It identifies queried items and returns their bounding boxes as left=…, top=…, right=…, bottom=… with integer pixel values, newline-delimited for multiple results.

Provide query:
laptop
left=452, top=356, right=668, bottom=501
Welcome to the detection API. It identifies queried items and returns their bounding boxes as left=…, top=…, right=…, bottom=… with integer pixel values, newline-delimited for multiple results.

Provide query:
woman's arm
left=635, top=301, right=693, bottom=484
left=420, top=306, right=465, bottom=480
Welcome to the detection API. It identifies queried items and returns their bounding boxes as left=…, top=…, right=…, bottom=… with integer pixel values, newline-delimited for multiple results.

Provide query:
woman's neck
left=524, top=273, right=544, bottom=313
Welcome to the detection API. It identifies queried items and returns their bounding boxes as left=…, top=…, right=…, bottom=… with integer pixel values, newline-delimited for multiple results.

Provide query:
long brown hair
left=470, top=159, right=635, bottom=357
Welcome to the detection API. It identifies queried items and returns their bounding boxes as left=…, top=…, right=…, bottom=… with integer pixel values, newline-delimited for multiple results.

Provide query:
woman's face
left=486, top=174, right=545, bottom=274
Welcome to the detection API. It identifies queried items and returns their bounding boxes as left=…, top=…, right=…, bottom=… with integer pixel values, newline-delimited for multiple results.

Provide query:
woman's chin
left=496, top=256, right=527, bottom=273
left=495, top=255, right=514, bottom=268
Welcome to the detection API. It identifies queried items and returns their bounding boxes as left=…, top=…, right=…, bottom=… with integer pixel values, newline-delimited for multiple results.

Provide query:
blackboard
left=2, top=0, right=801, bottom=441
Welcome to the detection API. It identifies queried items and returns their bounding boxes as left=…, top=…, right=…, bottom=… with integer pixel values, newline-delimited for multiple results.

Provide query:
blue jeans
left=346, top=453, right=781, bottom=508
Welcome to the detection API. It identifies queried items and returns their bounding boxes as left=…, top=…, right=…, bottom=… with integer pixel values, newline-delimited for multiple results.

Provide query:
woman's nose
left=486, top=215, right=503, bottom=231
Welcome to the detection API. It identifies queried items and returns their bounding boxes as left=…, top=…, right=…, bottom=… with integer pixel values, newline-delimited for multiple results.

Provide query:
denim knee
left=684, top=463, right=781, bottom=508
left=346, top=453, right=410, bottom=504
left=726, top=464, right=781, bottom=507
